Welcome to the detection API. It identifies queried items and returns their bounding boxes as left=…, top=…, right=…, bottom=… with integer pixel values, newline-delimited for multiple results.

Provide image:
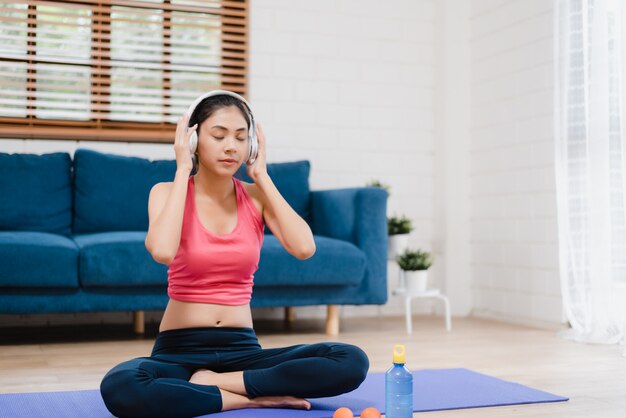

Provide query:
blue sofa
left=0, top=149, right=388, bottom=334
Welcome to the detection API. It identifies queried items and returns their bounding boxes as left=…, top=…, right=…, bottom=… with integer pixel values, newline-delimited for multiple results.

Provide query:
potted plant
left=366, top=179, right=391, bottom=196
left=387, top=214, right=413, bottom=260
left=396, top=248, right=433, bottom=293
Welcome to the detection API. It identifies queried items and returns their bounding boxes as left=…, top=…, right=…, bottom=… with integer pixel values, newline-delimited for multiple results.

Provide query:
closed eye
left=212, top=136, right=246, bottom=141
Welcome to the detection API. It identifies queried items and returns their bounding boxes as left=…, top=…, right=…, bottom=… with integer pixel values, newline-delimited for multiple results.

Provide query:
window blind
left=0, top=0, right=248, bottom=142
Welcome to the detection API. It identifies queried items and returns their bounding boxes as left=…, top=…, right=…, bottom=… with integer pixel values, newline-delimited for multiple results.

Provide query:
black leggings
left=100, top=327, right=369, bottom=418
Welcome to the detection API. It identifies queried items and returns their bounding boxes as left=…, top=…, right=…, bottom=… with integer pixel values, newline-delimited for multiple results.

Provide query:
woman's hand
left=174, top=112, right=197, bottom=173
left=246, top=122, right=268, bottom=183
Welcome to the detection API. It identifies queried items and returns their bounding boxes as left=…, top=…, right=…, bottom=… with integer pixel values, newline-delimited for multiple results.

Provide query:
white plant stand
left=392, top=269, right=451, bottom=334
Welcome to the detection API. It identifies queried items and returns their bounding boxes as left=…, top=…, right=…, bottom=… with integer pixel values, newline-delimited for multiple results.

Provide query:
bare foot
left=189, top=368, right=218, bottom=386
left=190, top=369, right=248, bottom=396
left=251, top=396, right=311, bottom=410
left=191, top=370, right=311, bottom=411
left=218, top=390, right=311, bottom=412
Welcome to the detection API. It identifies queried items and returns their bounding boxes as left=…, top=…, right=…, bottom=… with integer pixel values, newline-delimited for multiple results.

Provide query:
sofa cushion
left=73, top=149, right=176, bottom=233
left=0, top=152, right=73, bottom=236
left=235, top=160, right=311, bottom=234
left=0, top=231, right=79, bottom=287
left=254, top=235, right=365, bottom=287
left=73, top=232, right=168, bottom=287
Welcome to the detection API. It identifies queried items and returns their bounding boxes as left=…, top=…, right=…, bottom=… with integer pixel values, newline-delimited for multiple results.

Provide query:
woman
left=100, top=92, right=369, bottom=418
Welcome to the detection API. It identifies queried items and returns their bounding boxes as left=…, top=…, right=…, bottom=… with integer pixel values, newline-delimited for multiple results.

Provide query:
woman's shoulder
left=237, top=179, right=258, bottom=200
left=147, top=181, right=177, bottom=225
left=238, top=180, right=264, bottom=217
left=147, top=181, right=175, bottom=209
left=151, top=175, right=191, bottom=195
left=151, top=181, right=174, bottom=195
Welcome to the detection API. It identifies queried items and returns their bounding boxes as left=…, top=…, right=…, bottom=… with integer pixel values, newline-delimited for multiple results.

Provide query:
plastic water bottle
left=385, top=344, right=413, bottom=418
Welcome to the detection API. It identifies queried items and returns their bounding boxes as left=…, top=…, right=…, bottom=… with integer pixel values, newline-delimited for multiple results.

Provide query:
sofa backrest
left=0, top=152, right=73, bottom=236
left=235, top=160, right=311, bottom=233
left=73, top=149, right=176, bottom=233
left=73, top=149, right=311, bottom=233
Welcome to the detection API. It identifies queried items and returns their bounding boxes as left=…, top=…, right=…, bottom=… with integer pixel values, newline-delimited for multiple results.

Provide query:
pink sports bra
left=166, top=175, right=265, bottom=305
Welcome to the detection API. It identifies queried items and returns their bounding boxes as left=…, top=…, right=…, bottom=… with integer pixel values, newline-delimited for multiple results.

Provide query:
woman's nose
left=224, top=137, right=238, bottom=152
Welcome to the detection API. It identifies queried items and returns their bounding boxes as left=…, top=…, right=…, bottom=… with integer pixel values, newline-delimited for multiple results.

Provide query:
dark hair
left=189, top=94, right=251, bottom=173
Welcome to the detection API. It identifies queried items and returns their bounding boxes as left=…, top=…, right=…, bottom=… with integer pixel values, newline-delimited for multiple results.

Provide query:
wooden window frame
left=0, top=0, right=248, bottom=143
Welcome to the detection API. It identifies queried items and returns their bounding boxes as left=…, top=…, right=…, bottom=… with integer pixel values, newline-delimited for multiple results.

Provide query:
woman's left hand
left=246, top=122, right=268, bottom=183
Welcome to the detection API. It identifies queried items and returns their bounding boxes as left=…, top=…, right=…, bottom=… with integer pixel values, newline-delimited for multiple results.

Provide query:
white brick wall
left=250, top=0, right=438, bottom=319
left=469, top=0, right=563, bottom=325
left=249, top=1, right=436, bottom=225
left=0, top=0, right=437, bottom=322
left=0, top=0, right=566, bottom=327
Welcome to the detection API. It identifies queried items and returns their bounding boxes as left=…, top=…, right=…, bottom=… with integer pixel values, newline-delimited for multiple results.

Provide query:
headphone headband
left=185, top=89, right=258, bottom=165
left=185, top=89, right=253, bottom=120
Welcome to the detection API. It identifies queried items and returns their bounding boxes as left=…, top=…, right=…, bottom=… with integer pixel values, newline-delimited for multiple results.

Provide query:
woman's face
left=196, top=105, right=249, bottom=174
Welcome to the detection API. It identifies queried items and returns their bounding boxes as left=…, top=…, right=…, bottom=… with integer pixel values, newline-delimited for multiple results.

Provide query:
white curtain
left=555, top=0, right=626, bottom=354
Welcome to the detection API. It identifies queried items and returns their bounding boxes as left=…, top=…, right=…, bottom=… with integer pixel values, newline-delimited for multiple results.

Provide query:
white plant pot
left=405, top=270, right=429, bottom=294
left=388, top=233, right=410, bottom=260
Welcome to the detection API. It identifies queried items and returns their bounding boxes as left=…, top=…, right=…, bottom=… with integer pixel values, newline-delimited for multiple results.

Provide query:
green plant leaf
left=387, top=214, right=413, bottom=235
left=396, top=248, right=433, bottom=271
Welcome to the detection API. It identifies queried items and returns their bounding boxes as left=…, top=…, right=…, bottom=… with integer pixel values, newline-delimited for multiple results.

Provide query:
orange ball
left=333, top=407, right=354, bottom=418
left=359, top=407, right=381, bottom=418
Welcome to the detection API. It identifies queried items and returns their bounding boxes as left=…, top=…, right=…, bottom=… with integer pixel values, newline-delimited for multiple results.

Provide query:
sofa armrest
left=310, top=187, right=386, bottom=245
left=310, top=187, right=388, bottom=304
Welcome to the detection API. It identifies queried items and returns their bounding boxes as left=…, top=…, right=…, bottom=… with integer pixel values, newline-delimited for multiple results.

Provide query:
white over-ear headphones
left=185, top=89, right=258, bottom=165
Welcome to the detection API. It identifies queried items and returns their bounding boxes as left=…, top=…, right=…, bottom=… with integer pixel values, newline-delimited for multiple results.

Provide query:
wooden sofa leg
left=133, top=310, right=145, bottom=334
left=326, top=305, right=340, bottom=335
left=285, top=306, right=296, bottom=323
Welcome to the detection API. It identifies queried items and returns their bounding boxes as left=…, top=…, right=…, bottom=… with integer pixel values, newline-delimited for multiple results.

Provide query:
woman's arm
left=145, top=113, right=196, bottom=265
left=144, top=168, right=191, bottom=264
left=255, top=174, right=316, bottom=260
left=246, top=123, right=315, bottom=260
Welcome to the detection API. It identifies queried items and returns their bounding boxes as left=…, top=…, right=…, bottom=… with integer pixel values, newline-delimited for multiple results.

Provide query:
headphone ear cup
left=189, top=131, right=198, bottom=155
left=247, top=128, right=258, bottom=164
